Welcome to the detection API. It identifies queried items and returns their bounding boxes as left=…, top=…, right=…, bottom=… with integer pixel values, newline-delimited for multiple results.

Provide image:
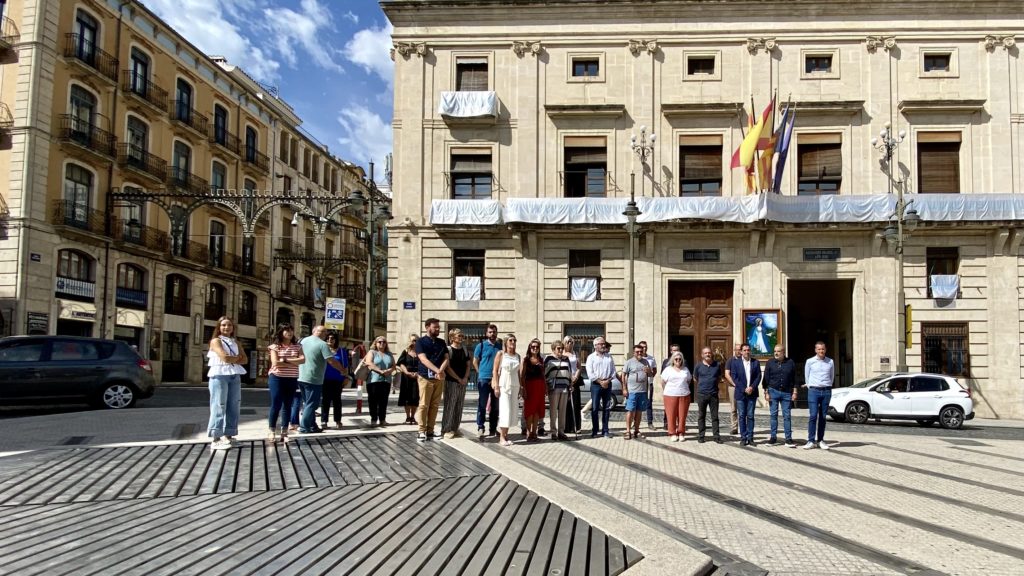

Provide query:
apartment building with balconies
left=382, top=0, right=1024, bottom=418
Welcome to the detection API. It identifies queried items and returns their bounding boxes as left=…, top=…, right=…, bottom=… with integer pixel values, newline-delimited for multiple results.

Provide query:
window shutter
left=565, top=148, right=607, bottom=164
left=918, top=142, right=960, bottom=193
left=450, top=154, right=492, bottom=172
left=680, top=146, right=722, bottom=180
left=456, top=63, right=488, bottom=91
left=798, top=143, right=842, bottom=179
left=568, top=250, right=601, bottom=277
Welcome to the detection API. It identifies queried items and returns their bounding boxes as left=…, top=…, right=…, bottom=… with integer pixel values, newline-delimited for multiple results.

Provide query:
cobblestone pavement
left=454, top=416, right=1024, bottom=576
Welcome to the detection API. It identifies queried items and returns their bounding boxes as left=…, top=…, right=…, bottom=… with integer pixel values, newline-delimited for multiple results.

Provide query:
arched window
left=116, top=264, right=147, bottom=309
left=242, top=177, right=256, bottom=219
left=213, top=104, right=228, bottom=146
left=126, top=116, right=148, bottom=161
left=211, top=161, right=226, bottom=190
left=239, top=291, right=257, bottom=325
left=57, top=249, right=93, bottom=281
left=172, top=141, right=191, bottom=176
left=164, top=274, right=190, bottom=315
left=129, top=48, right=150, bottom=95
left=74, top=10, right=99, bottom=63
left=63, top=164, right=93, bottom=224
left=245, top=126, right=257, bottom=163
left=209, top=220, right=225, bottom=268
left=69, top=86, right=96, bottom=142
left=205, top=283, right=226, bottom=320
left=175, top=79, right=193, bottom=123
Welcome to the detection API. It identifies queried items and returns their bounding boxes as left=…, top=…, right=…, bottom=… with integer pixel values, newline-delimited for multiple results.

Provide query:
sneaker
left=819, top=441, right=830, bottom=450
left=226, top=436, right=239, bottom=446
left=801, top=441, right=817, bottom=450
left=557, top=434, right=569, bottom=441
left=714, top=437, right=723, bottom=444
left=603, top=432, right=613, bottom=438
left=210, top=439, right=231, bottom=451
left=748, top=440, right=757, bottom=447
left=785, top=439, right=796, bottom=447
left=417, top=432, right=427, bottom=443
left=370, top=419, right=378, bottom=427
left=321, top=422, right=329, bottom=429
left=443, top=431, right=456, bottom=440
left=478, top=428, right=486, bottom=439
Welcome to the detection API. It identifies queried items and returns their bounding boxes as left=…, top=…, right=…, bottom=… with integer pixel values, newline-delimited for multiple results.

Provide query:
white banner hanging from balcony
left=930, top=275, right=960, bottom=299
left=430, top=199, right=503, bottom=225
left=570, top=277, right=599, bottom=302
left=438, top=91, right=498, bottom=118
left=455, top=276, right=482, bottom=301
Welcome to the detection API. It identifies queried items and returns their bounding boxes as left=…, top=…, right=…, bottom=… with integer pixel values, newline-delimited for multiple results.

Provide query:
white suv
left=828, top=373, right=973, bottom=429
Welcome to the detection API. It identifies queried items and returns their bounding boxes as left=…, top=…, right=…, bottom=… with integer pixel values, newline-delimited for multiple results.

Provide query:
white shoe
left=672, top=435, right=680, bottom=442
left=210, top=439, right=232, bottom=451
left=819, top=441, right=830, bottom=450
left=801, top=441, right=817, bottom=450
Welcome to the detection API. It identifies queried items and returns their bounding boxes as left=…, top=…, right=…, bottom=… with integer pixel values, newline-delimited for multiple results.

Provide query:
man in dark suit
left=725, top=343, right=762, bottom=446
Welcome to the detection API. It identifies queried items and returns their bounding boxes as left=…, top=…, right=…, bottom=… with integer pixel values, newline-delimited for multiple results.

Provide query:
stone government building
left=381, top=0, right=1024, bottom=419
left=0, top=0, right=389, bottom=385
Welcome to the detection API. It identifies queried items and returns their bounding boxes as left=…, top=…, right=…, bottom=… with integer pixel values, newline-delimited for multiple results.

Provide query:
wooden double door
left=667, top=281, right=733, bottom=372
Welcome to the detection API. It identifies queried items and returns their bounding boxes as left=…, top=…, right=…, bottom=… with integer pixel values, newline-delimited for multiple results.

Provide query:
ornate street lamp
left=873, top=121, right=920, bottom=372
left=625, top=125, right=655, bottom=348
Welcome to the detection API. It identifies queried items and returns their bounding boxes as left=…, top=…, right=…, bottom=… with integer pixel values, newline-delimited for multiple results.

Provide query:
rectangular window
left=450, top=152, right=493, bottom=199
left=921, top=322, right=969, bottom=377
left=447, top=323, right=488, bottom=381
left=918, top=139, right=960, bottom=193
left=679, top=139, right=722, bottom=196
left=456, top=57, right=488, bottom=91
left=805, top=55, right=833, bottom=74
left=563, top=138, right=607, bottom=198
left=923, top=53, right=951, bottom=72
left=797, top=140, right=841, bottom=195
left=683, top=249, right=720, bottom=262
left=572, top=59, right=600, bottom=77
left=453, top=249, right=485, bottom=300
left=568, top=249, right=601, bottom=301
left=687, top=56, right=716, bottom=76
left=563, top=323, right=606, bottom=370
left=926, top=247, right=960, bottom=299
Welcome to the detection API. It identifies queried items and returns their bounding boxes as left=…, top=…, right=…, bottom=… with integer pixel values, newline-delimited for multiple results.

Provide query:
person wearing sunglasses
left=585, top=337, right=616, bottom=438
left=493, top=334, right=521, bottom=446
left=521, top=338, right=546, bottom=441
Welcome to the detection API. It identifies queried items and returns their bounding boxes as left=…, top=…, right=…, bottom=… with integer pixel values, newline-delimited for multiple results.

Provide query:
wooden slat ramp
left=0, top=432, right=642, bottom=576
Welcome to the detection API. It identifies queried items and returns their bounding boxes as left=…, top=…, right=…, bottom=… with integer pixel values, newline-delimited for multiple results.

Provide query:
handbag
left=353, top=358, right=371, bottom=382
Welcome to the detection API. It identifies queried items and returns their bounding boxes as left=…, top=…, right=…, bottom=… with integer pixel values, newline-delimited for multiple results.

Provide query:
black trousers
left=366, top=381, right=390, bottom=423
left=321, top=378, right=343, bottom=424
left=568, top=383, right=583, bottom=432
left=696, top=392, right=720, bottom=439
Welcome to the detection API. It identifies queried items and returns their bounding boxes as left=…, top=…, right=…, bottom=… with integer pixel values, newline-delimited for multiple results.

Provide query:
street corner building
left=380, top=0, right=1024, bottom=419
left=0, top=0, right=391, bottom=385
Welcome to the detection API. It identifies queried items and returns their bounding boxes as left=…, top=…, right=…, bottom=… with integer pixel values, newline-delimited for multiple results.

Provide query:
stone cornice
left=662, top=102, right=743, bottom=118
left=898, top=99, right=986, bottom=114
left=545, top=104, right=626, bottom=118
left=791, top=100, right=866, bottom=115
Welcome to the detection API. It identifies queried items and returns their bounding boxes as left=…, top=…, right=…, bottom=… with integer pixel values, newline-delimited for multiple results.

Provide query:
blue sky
left=142, top=0, right=394, bottom=177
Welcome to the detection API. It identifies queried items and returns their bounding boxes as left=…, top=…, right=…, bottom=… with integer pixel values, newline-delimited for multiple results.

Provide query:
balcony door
left=209, top=221, right=225, bottom=268
left=69, top=86, right=96, bottom=142
left=130, top=48, right=150, bottom=95
left=126, top=116, right=147, bottom=164
left=175, top=79, right=192, bottom=123
left=214, top=105, right=228, bottom=145
left=63, top=164, right=92, bottom=224
left=74, top=10, right=98, bottom=64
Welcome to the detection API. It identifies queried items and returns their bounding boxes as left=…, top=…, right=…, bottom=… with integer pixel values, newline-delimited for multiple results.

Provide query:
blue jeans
left=590, top=384, right=612, bottom=435
left=268, top=374, right=296, bottom=429
left=807, top=387, right=832, bottom=443
left=299, top=381, right=323, bottom=431
left=645, top=382, right=654, bottom=425
left=736, top=393, right=756, bottom=441
left=768, top=388, right=793, bottom=440
left=476, top=379, right=498, bottom=433
left=208, top=375, right=241, bottom=438
left=289, top=388, right=302, bottom=425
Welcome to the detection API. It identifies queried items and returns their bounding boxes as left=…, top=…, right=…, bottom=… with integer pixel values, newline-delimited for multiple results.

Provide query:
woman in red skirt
left=522, top=338, right=547, bottom=441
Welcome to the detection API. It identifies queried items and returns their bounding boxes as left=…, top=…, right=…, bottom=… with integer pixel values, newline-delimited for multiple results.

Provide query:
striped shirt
left=544, top=355, right=572, bottom=390
left=268, top=343, right=303, bottom=378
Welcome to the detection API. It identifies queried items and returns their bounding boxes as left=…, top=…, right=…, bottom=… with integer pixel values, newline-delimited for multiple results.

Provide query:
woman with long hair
left=320, top=332, right=348, bottom=430
left=395, top=333, right=421, bottom=424
left=267, top=323, right=305, bottom=443
left=661, top=351, right=693, bottom=442
left=521, top=338, right=546, bottom=442
left=207, top=317, right=248, bottom=450
left=362, top=336, right=396, bottom=427
left=493, top=334, right=521, bottom=446
left=441, top=328, right=471, bottom=438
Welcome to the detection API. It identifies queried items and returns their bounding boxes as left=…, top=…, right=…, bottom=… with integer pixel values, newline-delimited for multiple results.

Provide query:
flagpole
left=773, top=93, right=792, bottom=193
left=750, top=95, right=762, bottom=193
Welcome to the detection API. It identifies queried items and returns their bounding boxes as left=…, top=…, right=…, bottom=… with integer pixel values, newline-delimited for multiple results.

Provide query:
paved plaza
left=0, top=390, right=1022, bottom=575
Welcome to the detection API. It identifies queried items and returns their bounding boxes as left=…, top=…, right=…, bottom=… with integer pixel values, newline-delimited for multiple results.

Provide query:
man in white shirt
left=585, top=336, right=617, bottom=438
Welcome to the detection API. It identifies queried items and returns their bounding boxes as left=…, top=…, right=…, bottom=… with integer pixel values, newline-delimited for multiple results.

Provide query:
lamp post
left=872, top=121, right=920, bottom=372
left=625, top=125, right=655, bottom=348
left=364, top=162, right=392, bottom=345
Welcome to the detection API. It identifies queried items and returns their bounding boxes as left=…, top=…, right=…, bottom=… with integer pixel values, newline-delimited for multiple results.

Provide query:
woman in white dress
left=492, top=334, right=521, bottom=446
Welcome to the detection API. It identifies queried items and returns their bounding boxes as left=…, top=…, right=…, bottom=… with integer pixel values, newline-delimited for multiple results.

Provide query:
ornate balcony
left=1, top=16, right=20, bottom=51
left=167, top=166, right=209, bottom=195
left=118, top=144, right=167, bottom=182
left=169, top=100, right=209, bottom=136
left=121, top=71, right=168, bottom=113
left=51, top=200, right=106, bottom=236
left=210, top=126, right=241, bottom=156
left=171, top=238, right=210, bottom=266
left=0, top=102, right=12, bottom=132
left=164, top=296, right=190, bottom=316
left=59, top=114, right=116, bottom=158
left=243, top=145, right=269, bottom=173
left=115, top=287, right=148, bottom=310
left=337, top=283, right=366, bottom=305
left=63, top=33, right=118, bottom=82
left=55, top=276, right=96, bottom=302
left=112, top=218, right=169, bottom=251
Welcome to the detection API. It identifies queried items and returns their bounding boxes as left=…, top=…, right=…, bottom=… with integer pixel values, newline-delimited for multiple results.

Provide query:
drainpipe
left=100, top=0, right=131, bottom=338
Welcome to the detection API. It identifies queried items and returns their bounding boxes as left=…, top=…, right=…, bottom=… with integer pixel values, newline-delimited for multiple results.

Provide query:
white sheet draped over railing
left=428, top=194, right=1024, bottom=226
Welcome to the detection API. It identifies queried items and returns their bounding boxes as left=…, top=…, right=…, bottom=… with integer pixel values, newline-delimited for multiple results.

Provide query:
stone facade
left=382, top=0, right=1024, bottom=418
left=0, top=0, right=386, bottom=384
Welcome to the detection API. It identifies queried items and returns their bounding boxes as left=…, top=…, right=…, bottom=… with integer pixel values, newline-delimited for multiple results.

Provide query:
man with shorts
left=620, top=343, right=653, bottom=439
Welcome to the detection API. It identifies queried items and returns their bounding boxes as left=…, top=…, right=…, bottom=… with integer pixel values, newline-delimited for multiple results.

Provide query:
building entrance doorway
left=667, top=281, right=734, bottom=374
left=787, top=279, right=854, bottom=391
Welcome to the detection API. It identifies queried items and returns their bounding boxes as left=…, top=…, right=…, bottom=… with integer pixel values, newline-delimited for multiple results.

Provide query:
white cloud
left=343, top=11, right=359, bottom=24
left=142, top=0, right=280, bottom=82
left=344, top=23, right=393, bottom=86
left=263, top=0, right=344, bottom=73
left=336, top=105, right=392, bottom=167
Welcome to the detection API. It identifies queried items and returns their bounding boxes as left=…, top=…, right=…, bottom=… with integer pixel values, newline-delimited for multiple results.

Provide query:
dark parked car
left=0, top=336, right=156, bottom=409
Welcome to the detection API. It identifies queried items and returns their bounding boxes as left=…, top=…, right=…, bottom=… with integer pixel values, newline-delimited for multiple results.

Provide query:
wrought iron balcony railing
left=169, top=100, right=209, bottom=135
left=51, top=200, right=105, bottom=235
left=118, top=143, right=167, bottom=181
left=167, top=166, right=209, bottom=195
left=211, top=127, right=241, bottom=155
left=337, top=283, right=366, bottom=304
left=112, top=218, right=169, bottom=251
left=164, top=296, right=190, bottom=316
left=59, top=114, right=116, bottom=157
left=55, top=276, right=96, bottom=301
left=121, top=70, right=168, bottom=112
left=115, top=287, right=148, bottom=310
left=1, top=15, right=20, bottom=49
left=243, top=145, right=269, bottom=172
left=64, top=33, right=118, bottom=81
left=204, top=302, right=226, bottom=321
left=237, top=307, right=257, bottom=326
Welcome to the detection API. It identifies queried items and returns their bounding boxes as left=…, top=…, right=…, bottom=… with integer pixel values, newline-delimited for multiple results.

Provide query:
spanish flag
left=730, top=96, right=776, bottom=193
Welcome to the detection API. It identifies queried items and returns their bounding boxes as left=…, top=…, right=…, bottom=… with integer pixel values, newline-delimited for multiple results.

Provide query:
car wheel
left=939, top=406, right=964, bottom=429
left=916, top=419, right=935, bottom=427
left=99, top=383, right=137, bottom=409
left=844, top=402, right=870, bottom=425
